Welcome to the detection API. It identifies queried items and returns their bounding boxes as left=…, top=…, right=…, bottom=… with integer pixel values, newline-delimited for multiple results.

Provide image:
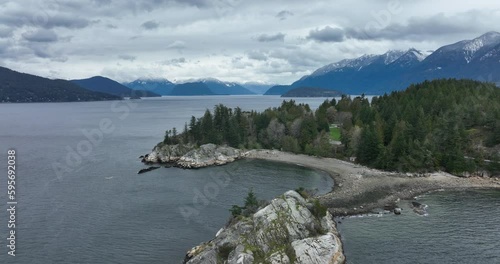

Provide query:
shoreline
left=245, top=149, right=500, bottom=216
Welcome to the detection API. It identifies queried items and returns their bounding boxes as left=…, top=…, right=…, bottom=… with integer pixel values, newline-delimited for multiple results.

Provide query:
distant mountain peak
left=135, top=77, right=173, bottom=83
left=406, top=48, right=428, bottom=62
left=265, top=32, right=500, bottom=96
left=180, top=77, right=226, bottom=84
left=381, top=50, right=406, bottom=64
left=171, top=77, right=255, bottom=95
left=433, top=31, right=500, bottom=63
left=311, top=50, right=411, bottom=77
left=311, top=54, right=379, bottom=76
left=463, top=31, right=500, bottom=59
left=200, top=77, right=223, bottom=83
left=478, top=31, right=500, bottom=40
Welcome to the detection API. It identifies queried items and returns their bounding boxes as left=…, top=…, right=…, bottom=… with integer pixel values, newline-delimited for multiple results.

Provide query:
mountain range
left=72, top=76, right=160, bottom=98
left=239, top=82, right=276, bottom=94
left=265, top=31, right=500, bottom=95
left=0, top=67, right=121, bottom=103
left=2, top=31, right=500, bottom=102
left=123, top=78, right=175, bottom=95
left=123, top=78, right=255, bottom=95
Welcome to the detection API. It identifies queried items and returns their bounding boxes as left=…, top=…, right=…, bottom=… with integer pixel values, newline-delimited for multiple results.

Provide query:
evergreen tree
left=299, top=115, right=318, bottom=149
left=357, top=125, right=382, bottom=166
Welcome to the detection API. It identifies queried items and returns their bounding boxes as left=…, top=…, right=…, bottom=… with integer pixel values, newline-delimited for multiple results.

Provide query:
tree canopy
left=162, top=79, right=500, bottom=176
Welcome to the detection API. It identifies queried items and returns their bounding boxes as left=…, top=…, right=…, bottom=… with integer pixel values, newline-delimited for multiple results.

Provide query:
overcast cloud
left=0, top=0, right=498, bottom=84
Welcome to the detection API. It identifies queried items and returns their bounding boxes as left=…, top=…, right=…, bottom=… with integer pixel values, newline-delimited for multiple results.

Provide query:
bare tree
left=266, top=118, right=285, bottom=144
left=326, top=106, right=337, bottom=123
left=289, top=118, right=303, bottom=138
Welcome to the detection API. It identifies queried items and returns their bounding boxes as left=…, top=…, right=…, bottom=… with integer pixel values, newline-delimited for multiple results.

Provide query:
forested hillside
left=162, top=79, right=500, bottom=175
left=0, top=67, right=121, bottom=103
left=341, top=79, right=500, bottom=174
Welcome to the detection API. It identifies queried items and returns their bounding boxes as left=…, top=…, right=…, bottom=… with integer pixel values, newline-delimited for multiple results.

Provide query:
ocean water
left=1, top=96, right=499, bottom=263
left=0, top=96, right=334, bottom=263
left=337, top=189, right=500, bottom=264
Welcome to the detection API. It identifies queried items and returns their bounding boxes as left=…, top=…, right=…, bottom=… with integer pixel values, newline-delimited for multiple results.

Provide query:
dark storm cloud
left=1, top=0, right=498, bottom=84
left=0, top=27, right=13, bottom=38
left=159, top=57, right=187, bottom=67
left=161, top=57, right=186, bottom=65
left=118, top=55, right=136, bottom=61
left=276, top=10, right=293, bottom=20
left=307, top=26, right=345, bottom=42
left=247, top=50, right=268, bottom=61
left=0, top=11, right=90, bottom=29
left=256, top=33, right=285, bottom=42
left=92, top=0, right=112, bottom=6
left=22, top=41, right=68, bottom=61
left=122, top=0, right=228, bottom=12
left=345, top=12, right=486, bottom=41
left=33, top=48, right=51, bottom=58
left=0, top=41, right=11, bottom=54
left=22, top=29, right=58, bottom=42
left=171, top=57, right=186, bottom=63
left=269, top=47, right=333, bottom=68
left=141, top=20, right=160, bottom=30
left=43, top=15, right=91, bottom=29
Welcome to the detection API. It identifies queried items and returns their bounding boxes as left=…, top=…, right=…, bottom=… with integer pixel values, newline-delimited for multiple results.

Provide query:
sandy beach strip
left=245, top=149, right=500, bottom=216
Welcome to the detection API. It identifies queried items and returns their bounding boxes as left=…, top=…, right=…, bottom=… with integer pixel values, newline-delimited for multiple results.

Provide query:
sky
left=0, top=0, right=498, bottom=84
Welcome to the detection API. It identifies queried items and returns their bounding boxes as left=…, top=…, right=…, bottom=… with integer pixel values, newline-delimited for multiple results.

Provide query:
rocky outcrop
left=137, top=166, right=160, bottom=174
left=142, top=143, right=245, bottom=169
left=411, top=201, right=428, bottom=215
left=184, top=191, right=345, bottom=264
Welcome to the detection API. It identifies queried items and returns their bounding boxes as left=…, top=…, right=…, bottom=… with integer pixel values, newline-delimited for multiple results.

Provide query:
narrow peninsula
left=140, top=79, right=500, bottom=263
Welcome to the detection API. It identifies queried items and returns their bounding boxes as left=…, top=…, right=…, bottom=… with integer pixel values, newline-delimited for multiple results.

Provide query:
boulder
left=411, top=201, right=428, bottom=215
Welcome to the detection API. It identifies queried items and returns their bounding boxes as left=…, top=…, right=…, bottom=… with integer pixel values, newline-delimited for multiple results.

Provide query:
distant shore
left=245, top=149, right=500, bottom=216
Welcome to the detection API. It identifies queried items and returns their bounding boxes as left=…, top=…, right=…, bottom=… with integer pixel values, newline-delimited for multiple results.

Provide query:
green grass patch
left=330, top=127, right=341, bottom=141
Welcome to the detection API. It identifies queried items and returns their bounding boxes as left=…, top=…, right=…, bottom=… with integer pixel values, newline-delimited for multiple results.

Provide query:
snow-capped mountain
left=311, top=50, right=408, bottom=77
left=181, top=78, right=255, bottom=95
left=124, top=77, right=255, bottom=95
left=391, top=48, right=429, bottom=67
left=265, top=32, right=500, bottom=95
left=123, top=78, right=175, bottom=95
left=423, top=31, right=500, bottom=66
left=311, top=54, right=379, bottom=76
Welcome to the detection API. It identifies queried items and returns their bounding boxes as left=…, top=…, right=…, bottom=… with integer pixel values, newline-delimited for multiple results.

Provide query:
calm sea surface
left=337, top=190, right=500, bottom=264
left=0, top=96, right=334, bottom=264
left=0, top=96, right=498, bottom=263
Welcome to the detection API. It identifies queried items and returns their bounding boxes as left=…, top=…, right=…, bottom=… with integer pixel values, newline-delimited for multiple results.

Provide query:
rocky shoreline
left=245, top=149, right=500, bottom=216
left=140, top=145, right=500, bottom=263
left=141, top=143, right=246, bottom=169
left=141, top=145, right=500, bottom=215
left=184, top=190, right=345, bottom=264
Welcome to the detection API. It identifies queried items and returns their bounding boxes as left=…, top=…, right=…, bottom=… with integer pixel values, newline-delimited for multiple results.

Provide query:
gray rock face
left=143, top=143, right=245, bottom=168
left=292, top=233, right=344, bottom=264
left=184, top=191, right=345, bottom=264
